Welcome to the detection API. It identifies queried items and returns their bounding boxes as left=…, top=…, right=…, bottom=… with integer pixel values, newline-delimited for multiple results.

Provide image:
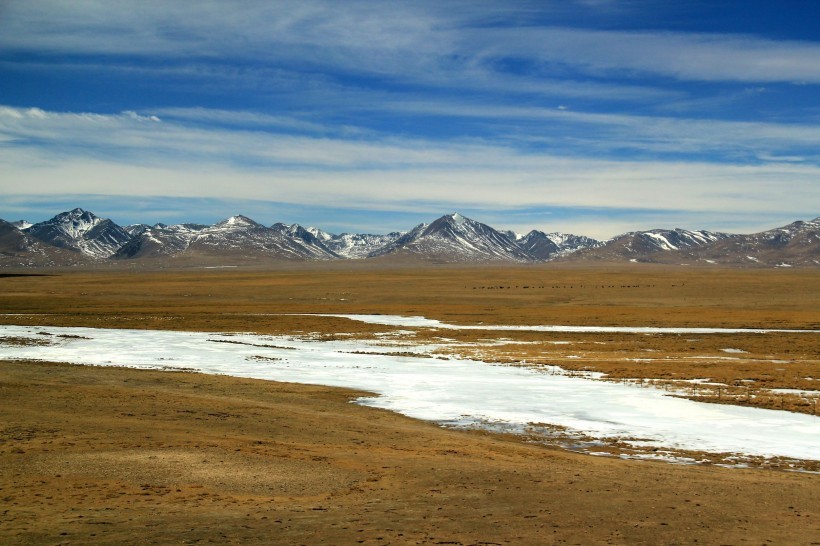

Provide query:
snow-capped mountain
left=370, top=213, right=533, bottom=262
left=182, top=215, right=339, bottom=261
left=544, top=232, right=604, bottom=253
left=0, top=219, right=90, bottom=267
left=565, top=227, right=732, bottom=263
left=2, top=209, right=817, bottom=267
left=306, top=228, right=404, bottom=259
left=689, top=218, right=820, bottom=267
left=516, top=231, right=603, bottom=260
left=612, top=228, right=729, bottom=254
left=114, top=223, right=207, bottom=259
left=25, top=208, right=132, bottom=259
left=270, top=223, right=341, bottom=259
left=516, top=231, right=561, bottom=260
left=123, top=223, right=151, bottom=237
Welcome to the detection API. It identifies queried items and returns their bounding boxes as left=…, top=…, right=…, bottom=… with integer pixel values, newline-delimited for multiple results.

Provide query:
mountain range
left=1, top=208, right=818, bottom=268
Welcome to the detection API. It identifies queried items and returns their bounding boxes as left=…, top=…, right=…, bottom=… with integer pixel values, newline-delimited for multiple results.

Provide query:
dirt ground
left=1, top=360, right=818, bottom=545
left=0, top=264, right=818, bottom=544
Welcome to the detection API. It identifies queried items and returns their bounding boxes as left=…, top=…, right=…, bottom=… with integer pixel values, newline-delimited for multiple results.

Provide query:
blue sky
left=1, top=0, right=819, bottom=238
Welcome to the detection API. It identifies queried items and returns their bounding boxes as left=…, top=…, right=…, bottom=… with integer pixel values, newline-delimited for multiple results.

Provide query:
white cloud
left=3, top=1, right=819, bottom=86
left=2, top=145, right=818, bottom=240
left=468, top=27, right=820, bottom=83
left=2, top=103, right=818, bottom=238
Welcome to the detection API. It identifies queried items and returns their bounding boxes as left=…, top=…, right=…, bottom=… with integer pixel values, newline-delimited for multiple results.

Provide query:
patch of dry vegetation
left=2, top=361, right=818, bottom=545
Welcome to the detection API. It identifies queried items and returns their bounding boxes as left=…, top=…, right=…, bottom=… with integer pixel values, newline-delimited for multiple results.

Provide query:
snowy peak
left=26, top=208, right=131, bottom=259
left=184, top=217, right=339, bottom=261
left=515, top=231, right=602, bottom=261
left=114, top=223, right=206, bottom=259
left=517, top=231, right=561, bottom=260
left=321, top=231, right=404, bottom=259
left=213, top=215, right=263, bottom=229
left=448, top=212, right=467, bottom=226
left=373, top=213, right=532, bottom=262
left=44, top=208, right=102, bottom=239
left=3, top=209, right=818, bottom=267
left=306, top=226, right=334, bottom=242
left=271, top=223, right=341, bottom=259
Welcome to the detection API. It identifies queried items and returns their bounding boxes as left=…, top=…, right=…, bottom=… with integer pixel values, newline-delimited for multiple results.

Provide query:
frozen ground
left=1, top=323, right=818, bottom=465
left=305, top=314, right=820, bottom=334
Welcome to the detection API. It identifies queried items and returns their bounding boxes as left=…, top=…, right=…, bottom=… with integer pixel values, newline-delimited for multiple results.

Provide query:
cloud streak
left=3, top=1, right=820, bottom=85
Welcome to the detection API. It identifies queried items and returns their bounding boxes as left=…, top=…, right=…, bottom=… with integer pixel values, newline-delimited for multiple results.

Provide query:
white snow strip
left=644, top=232, right=678, bottom=250
left=769, top=389, right=820, bottom=397
left=1, top=324, right=818, bottom=463
left=302, top=314, right=820, bottom=334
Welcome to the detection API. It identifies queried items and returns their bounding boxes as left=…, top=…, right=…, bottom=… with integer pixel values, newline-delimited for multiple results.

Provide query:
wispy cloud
left=4, top=1, right=819, bottom=87
left=5, top=104, right=820, bottom=168
left=464, top=27, right=820, bottom=84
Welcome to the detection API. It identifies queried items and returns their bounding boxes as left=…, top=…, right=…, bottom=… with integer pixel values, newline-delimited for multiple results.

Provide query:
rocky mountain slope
left=369, top=213, right=533, bottom=262
left=26, top=208, right=131, bottom=259
left=687, top=218, right=820, bottom=267
left=1, top=208, right=817, bottom=267
left=0, top=219, right=90, bottom=267
left=307, top=228, right=404, bottom=259
left=565, top=221, right=820, bottom=267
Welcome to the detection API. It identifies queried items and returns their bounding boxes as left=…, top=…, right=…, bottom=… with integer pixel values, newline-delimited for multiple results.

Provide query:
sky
left=1, top=0, right=819, bottom=238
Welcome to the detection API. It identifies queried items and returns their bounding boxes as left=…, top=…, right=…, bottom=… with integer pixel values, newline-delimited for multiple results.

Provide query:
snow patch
left=0, top=324, right=817, bottom=463
left=305, top=314, right=820, bottom=334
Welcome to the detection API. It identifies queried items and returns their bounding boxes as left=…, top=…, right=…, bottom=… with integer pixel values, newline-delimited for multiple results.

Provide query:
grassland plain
left=1, top=263, right=819, bottom=544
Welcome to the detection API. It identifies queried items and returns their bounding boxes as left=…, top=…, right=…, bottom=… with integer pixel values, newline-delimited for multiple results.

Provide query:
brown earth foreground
left=1, top=360, right=818, bottom=545
left=0, top=265, right=819, bottom=544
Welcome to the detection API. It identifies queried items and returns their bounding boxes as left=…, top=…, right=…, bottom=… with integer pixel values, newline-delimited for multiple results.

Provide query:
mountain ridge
left=2, top=208, right=818, bottom=267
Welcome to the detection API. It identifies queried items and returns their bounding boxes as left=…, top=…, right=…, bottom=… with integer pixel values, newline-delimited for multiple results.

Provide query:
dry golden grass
left=0, top=264, right=819, bottom=543
left=2, top=360, right=819, bottom=545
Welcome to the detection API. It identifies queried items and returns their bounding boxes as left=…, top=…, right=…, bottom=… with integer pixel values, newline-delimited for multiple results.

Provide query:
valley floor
left=2, top=360, right=818, bottom=545
left=0, top=264, right=818, bottom=543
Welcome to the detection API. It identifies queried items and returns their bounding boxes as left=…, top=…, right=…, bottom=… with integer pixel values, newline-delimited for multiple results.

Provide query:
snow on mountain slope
left=115, top=223, right=207, bottom=259
left=271, top=223, right=341, bottom=259
left=516, top=231, right=560, bottom=260
left=5, top=209, right=818, bottom=267
left=305, top=229, right=404, bottom=259
left=370, top=213, right=532, bottom=262
left=0, top=219, right=91, bottom=266
left=180, top=216, right=339, bottom=260
left=0, top=219, right=41, bottom=255
left=25, top=208, right=131, bottom=259
left=693, top=217, right=820, bottom=266
left=567, top=228, right=732, bottom=262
